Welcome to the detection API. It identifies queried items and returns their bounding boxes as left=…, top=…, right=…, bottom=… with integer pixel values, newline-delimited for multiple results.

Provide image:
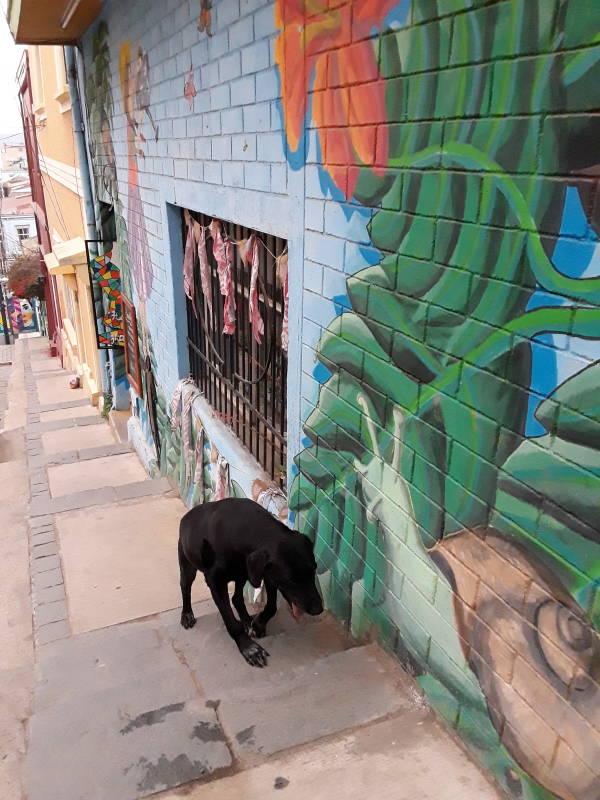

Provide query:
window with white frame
left=16, top=225, right=30, bottom=243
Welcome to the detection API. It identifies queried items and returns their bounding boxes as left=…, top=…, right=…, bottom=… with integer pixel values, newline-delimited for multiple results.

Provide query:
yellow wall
left=30, top=44, right=101, bottom=402
left=30, top=46, right=78, bottom=169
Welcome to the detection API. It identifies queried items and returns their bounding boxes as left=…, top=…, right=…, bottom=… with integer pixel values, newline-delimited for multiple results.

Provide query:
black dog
left=178, top=497, right=323, bottom=667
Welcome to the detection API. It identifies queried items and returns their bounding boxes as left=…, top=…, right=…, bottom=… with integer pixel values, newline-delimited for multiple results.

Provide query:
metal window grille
left=184, top=210, right=288, bottom=489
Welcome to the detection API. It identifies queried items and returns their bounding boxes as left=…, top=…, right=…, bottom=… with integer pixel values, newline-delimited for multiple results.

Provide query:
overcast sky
left=0, top=9, right=24, bottom=141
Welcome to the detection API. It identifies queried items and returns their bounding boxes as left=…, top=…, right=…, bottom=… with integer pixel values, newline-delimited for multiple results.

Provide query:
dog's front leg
left=232, top=579, right=253, bottom=634
left=250, top=580, right=278, bottom=638
left=207, top=576, right=269, bottom=668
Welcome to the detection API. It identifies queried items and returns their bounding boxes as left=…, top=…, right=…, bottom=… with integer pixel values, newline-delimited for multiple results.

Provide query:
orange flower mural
left=275, top=0, right=395, bottom=198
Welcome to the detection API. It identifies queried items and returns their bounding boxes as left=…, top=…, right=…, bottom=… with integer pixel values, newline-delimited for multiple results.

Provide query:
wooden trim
left=122, top=295, right=142, bottom=397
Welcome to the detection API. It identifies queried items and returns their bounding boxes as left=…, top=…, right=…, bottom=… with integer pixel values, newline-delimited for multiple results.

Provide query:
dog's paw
left=240, top=640, right=269, bottom=668
left=180, top=611, right=197, bottom=629
left=249, top=616, right=267, bottom=639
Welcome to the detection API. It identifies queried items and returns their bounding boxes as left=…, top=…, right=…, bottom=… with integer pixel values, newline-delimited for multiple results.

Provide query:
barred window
left=183, top=210, right=288, bottom=489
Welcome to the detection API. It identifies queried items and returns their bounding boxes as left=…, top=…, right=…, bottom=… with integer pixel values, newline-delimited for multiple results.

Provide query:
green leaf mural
left=277, top=2, right=600, bottom=798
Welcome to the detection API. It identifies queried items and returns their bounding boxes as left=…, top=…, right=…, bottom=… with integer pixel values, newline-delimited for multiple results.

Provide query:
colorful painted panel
left=87, top=243, right=125, bottom=348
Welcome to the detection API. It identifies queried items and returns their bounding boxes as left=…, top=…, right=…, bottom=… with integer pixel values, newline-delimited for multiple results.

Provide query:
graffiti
left=277, top=2, right=600, bottom=799
left=88, top=250, right=125, bottom=347
left=197, top=0, right=213, bottom=36
left=119, top=42, right=154, bottom=307
left=275, top=0, right=395, bottom=195
left=133, top=47, right=159, bottom=143
left=7, top=297, right=38, bottom=333
left=86, top=22, right=131, bottom=405
left=184, top=64, right=197, bottom=110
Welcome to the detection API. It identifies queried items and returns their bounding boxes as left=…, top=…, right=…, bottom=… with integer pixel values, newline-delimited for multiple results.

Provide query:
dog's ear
left=247, top=549, right=270, bottom=588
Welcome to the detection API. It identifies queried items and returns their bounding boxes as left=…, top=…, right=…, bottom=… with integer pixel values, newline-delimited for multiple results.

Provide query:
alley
left=0, top=337, right=502, bottom=799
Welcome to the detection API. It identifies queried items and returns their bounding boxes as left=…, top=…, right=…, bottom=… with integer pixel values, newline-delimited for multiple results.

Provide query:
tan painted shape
left=48, top=453, right=147, bottom=497
left=56, top=496, right=210, bottom=633
left=434, top=529, right=600, bottom=800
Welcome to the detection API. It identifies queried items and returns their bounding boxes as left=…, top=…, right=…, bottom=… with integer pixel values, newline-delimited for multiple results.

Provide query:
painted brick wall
left=82, top=0, right=306, bottom=476
left=282, top=3, right=600, bottom=800
left=81, top=2, right=600, bottom=799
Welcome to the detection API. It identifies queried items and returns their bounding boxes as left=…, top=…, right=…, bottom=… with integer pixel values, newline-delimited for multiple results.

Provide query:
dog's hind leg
left=250, top=579, right=278, bottom=638
left=232, top=579, right=253, bottom=633
left=179, top=540, right=197, bottom=629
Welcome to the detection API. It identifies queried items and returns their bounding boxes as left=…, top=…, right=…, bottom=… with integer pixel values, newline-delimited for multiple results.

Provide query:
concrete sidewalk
left=11, top=338, right=502, bottom=800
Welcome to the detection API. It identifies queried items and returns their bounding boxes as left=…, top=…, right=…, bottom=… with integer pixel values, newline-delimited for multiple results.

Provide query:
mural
left=88, top=250, right=125, bottom=347
left=119, top=41, right=154, bottom=308
left=184, top=63, right=197, bottom=110
left=86, top=22, right=132, bottom=407
left=197, top=0, right=213, bottom=36
left=87, top=22, right=159, bottom=422
left=277, top=2, right=600, bottom=800
left=7, top=297, right=38, bottom=333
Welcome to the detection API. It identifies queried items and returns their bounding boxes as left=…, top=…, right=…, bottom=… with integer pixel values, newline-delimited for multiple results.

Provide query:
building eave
left=7, top=0, right=101, bottom=45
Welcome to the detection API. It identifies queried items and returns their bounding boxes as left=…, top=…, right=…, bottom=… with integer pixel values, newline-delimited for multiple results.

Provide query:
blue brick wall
left=82, top=2, right=600, bottom=800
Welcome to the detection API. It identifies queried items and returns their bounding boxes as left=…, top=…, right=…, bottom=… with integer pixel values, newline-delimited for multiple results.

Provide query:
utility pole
left=0, top=278, right=10, bottom=346
left=0, top=196, right=12, bottom=344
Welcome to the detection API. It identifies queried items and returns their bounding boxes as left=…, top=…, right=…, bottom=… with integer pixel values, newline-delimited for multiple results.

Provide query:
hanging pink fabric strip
left=278, top=253, right=289, bottom=351
left=213, top=456, right=229, bottom=501
left=209, top=220, right=236, bottom=335
left=195, top=221, right=213, bottom=321
left=222, top=236, right=236, bottom=335
left=182, top=213, right=196, bottom=315
left=246, top=234, right=264, bottom=345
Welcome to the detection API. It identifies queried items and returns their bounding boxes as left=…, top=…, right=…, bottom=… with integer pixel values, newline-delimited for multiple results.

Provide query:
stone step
left=28, top=624, right=232, bottom=800
left=164, top=607, right=354, bottom=702
left=29, top=476, right=173, bottom=516
left=215, top=642, right=416, bottom=760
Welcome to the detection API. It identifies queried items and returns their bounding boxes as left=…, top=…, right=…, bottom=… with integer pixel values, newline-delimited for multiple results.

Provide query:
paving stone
left=77, top=442, right=132, bottom=460
left=217, top=644, right=413, bottom=758
left=30, top=485, right=117, bottom=515
left=36, top=624, right=197, bottom=711
left=169, top=610, right=352, bottom=702
left=36, top=398, right=90, bottom=413
left=32, top=542, right=58, bottom=559
left=33, top=555, right=60, bottom=573
left=28, top=623, right=231, bottom=799
left=75, top=416, right=105, bottom=427
left=35, top=585, right=65, bottom=604
left=36, top=620, right=70, bottom=645
left=36, top=600, right=68, bottom=625
left=32, top=568, right=63, bottom=590
left=32, top=530, right=55, bottom=545
left=31, top=521, right=54, bottom=532
left=27, top=697, right=231, bottom=800
left=29, top=515, right=54, bottom=528
left=115, top=477, right=171, bottom=501
left=36, top=416, right=104, bottom=433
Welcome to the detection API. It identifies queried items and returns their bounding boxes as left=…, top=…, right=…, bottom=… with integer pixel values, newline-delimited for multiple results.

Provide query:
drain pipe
left=64, top=45, right=109, bottom=396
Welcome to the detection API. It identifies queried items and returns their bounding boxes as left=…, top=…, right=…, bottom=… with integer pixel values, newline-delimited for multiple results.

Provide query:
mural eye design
left=536, top=600, right=594, bottom=691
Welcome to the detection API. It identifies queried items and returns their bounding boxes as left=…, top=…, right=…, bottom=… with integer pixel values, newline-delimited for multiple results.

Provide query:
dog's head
left=247, top=535, right=323, bottom=619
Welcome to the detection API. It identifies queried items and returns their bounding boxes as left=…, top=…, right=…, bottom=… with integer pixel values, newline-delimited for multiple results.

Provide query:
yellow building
left=27, top=44, right=101, bottom=401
